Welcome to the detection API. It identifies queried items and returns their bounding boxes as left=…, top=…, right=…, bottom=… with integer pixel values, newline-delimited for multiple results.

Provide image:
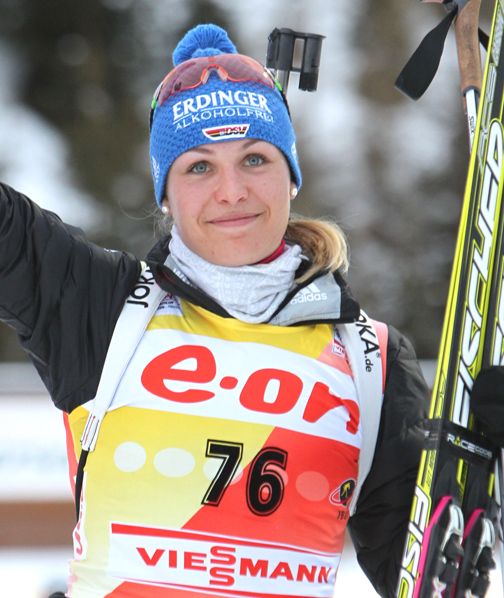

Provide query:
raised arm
left=0, top=183, right=140, bottom=411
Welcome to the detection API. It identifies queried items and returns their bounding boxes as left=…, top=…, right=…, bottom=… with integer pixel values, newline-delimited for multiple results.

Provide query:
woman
left=0, top=24, right=428, bottom=597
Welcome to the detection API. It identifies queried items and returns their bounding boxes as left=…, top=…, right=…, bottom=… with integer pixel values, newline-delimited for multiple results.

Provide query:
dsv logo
left=141, top=344, right=359, bottom=432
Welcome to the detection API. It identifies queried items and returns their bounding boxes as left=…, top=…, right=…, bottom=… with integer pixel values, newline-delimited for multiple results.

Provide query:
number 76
left=202, top=440, right=288, bottom=516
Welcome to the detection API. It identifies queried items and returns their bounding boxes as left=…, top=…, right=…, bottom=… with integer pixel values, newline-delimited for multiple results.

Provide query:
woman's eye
left=245, top=154, right=265, bottom=167
left=190, top=161, right=209, bottom=174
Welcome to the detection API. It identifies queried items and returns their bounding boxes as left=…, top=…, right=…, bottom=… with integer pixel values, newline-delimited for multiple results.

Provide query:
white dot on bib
left=154, top=448, right=196, bottom=478
left=295, top=471, right=330, bottom=502
left=114, top=442, right=147, bottom=472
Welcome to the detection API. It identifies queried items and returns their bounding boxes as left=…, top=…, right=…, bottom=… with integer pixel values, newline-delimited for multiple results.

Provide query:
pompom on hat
left=149, top=24, right=302, bottom=206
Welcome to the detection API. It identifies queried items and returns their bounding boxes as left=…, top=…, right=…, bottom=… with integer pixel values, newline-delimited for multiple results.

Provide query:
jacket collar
left=146, top=236, right=360, bottom=325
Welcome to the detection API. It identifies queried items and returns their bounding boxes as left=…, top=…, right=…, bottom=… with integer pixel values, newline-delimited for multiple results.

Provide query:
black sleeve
left=347, top=325, right=429, bottom=597
left=0, top=183, right=141, bottom=411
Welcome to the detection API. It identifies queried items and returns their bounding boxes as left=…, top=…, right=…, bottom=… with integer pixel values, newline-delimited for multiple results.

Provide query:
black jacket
left=0, top=183, right=428, bottom=597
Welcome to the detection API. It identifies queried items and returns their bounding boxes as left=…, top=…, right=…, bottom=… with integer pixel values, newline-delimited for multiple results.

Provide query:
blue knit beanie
left=149, top=24, right=302, bottom=206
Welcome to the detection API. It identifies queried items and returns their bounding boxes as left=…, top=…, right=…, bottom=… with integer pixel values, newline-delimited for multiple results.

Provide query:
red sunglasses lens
left=156, top=54, right=275, bottom=108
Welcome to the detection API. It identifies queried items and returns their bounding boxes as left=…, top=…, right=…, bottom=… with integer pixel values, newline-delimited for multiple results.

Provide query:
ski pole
left=266, top=28, right=325, bottom=94
left=452, top=0, right=483, bottom=147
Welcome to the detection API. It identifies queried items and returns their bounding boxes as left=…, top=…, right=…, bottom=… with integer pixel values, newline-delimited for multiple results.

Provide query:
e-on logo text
left=141, top=343, right=359, bottom=434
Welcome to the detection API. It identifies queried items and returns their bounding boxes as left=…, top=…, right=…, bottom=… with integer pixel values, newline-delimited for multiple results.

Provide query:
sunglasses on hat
left=149, top=53, right=287, bottom=130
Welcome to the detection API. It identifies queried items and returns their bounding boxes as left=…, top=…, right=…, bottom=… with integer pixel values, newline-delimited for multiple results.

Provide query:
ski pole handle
left=454, top=0, right=483, bottom=147
left=421, top=0, right=482, bottom=145
left=454, top=0, right=482, bottom=94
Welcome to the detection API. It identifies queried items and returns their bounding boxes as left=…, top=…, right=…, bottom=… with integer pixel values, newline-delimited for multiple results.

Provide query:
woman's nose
left=213, top=166, right=248, bottom=204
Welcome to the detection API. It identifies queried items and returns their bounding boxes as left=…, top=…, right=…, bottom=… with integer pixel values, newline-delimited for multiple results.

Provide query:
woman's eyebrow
left=242, top=139, right=262, bottom=149
left=186, top=139, right=262, bottom=157
left=185, top=146, right=213, bottom=155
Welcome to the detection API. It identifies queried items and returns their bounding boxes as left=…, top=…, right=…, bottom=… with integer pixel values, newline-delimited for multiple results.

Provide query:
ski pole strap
left=395, top=0, right=487, bottom=100
left=396, top=6, right=457, bottom=99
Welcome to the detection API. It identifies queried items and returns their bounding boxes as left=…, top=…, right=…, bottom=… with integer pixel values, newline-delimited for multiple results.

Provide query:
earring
left=290, top=186, right=298, bottom=199
left=161, top=205, right=169, bottom=215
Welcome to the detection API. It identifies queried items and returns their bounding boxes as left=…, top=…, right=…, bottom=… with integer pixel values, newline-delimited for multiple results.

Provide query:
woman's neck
left=255, top=240, right=286, bottom=264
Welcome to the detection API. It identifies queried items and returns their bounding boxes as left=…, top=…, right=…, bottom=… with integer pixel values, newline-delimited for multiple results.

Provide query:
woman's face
left=165, top=139, right=294, bottom=266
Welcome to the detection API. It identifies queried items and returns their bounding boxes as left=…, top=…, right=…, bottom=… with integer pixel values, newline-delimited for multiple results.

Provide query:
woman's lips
left=209, top=213, right=260, bottom=227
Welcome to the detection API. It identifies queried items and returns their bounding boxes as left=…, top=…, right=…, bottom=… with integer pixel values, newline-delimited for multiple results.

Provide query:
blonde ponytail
left=285, top=216, right=349, bottom=282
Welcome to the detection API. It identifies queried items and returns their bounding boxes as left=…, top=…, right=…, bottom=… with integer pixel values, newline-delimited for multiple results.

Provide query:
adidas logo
left=290, top=282, right=328, bottom=305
